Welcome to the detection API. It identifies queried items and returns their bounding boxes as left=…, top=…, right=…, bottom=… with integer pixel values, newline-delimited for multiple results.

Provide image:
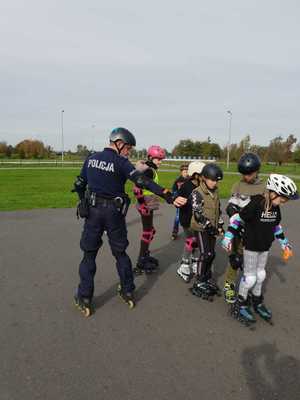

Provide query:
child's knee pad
left=241, top=274, right=257, bottom=290
left=141, top=227, right=156, bottom=244
left=256, top=269, right=266, bottom=284
left=185, top=237, right=197, bottom=253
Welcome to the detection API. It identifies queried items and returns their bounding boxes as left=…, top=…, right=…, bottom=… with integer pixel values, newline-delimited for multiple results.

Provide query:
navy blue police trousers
left=77, top=201, right=135, bottom=299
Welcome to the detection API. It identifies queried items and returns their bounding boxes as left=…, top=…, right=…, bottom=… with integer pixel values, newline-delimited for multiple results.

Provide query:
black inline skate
left=207, top=278, right=222, bottom=297
left=190, top=279, right=216, bottom=301
left=74, top=293, right=93, bottom=317
left=144, top=250, right=159, bottom=267
left=117, top=284, right=135, bottom=309
left=134, top=255, right=157, bottom=275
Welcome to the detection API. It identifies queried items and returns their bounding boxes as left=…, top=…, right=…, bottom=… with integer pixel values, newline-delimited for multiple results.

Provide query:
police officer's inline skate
left=117, top=284, right=135, bottom=309
left=74, top=293, right=93, bottom=317
left=230, top=295, right=256, bottom=327
left=171, top=230, right=178, bottom=240
left=190, top=279, right=218, bottom=301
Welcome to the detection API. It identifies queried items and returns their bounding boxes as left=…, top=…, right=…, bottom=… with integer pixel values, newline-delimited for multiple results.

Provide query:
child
left=171, top=163, right=189, bottom=240
left=223, top=152, right=265, bottom=303
left=222, top=174, right=299, bottom=324
left=133, top=145, right=166, bottom=274
left=176, top=161, right=205, bottom=282
left=190, top=163, right=224, bottom=299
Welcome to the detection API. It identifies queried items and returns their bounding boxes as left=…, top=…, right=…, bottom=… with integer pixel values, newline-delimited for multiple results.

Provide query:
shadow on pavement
left=94, top=235, right=183, bottom=309
left=214, top=240, right=229, bottom=282
left=94, top=212, right=182, bottom=309
left=266, top=255, right=287, bottom=285
left=134, top=236, right=185, bottom=302
left=241, top=342, right=300, bottom=400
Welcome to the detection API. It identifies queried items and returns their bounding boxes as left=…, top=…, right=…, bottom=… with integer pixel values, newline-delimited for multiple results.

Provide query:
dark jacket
left=237, top=195, right=281, bottom=252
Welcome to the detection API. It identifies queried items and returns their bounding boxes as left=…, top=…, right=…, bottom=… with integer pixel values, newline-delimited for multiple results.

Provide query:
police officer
left=72, top=127, right=186, bottom=316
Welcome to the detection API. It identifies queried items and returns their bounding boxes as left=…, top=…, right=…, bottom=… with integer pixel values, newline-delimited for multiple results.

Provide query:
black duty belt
left=90, top=193, right=130, bottom=216
left=95, top=197, right=117, bottom=206
left=94, top=195, right=125, bottom=207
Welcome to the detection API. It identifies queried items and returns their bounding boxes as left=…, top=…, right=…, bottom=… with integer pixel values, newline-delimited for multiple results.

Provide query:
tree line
left=1, top=134, right=300, bottom=164
left=172, top=134, right=300, bottom=165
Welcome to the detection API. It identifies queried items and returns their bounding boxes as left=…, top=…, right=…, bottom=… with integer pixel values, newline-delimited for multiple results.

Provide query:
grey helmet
left=109, top=127, right=136, bottom=146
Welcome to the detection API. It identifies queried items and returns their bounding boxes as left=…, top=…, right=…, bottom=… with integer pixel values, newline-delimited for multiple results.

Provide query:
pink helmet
left=147, top=145, right=166, bottom=160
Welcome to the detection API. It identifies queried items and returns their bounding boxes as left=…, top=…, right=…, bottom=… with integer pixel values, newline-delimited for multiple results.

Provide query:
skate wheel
left=225, top=299, right=237, bottom=305
left=83, top=307, right=91, bottom=317
left=74, top=300, right=92, bottom=317
left=176, top=272, right=191, bottom=283
left=133, top=268, right=144, bottom=276
left=128, top=300, right=135, bottom=309
left=145, top=268, right=156, bottom=274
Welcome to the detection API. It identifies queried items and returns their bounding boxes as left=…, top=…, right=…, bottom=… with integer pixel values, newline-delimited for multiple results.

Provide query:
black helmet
left=109, top=127, right=136, bottom=146
left=202, top=163, right=223, bottom=181
left=238, top=152, right=261, bottom=175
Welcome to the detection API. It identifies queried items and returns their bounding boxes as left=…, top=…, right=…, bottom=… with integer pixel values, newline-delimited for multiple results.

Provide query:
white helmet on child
left=266, top=174, right=299, bottom=200
left=188, top=161, right=205, bottom=177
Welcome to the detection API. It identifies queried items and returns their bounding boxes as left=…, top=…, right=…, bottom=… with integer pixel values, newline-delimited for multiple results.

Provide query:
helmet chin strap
left=115, top=141, right=126, bottom=155
left=269, top=191, right=279, bottom=200
left=203, top=179, right=216, bottom=192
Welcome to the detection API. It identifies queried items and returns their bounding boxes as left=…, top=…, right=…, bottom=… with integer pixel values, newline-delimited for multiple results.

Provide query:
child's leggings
left=238, top=250, right=269, bottom=300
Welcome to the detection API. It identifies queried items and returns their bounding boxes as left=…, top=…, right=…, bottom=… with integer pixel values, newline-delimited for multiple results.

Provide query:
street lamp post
left=226, top=110, right=232, bottom=169
left=61, top=110, right=64, bottom=163
left=91, top=124, right=96, bottom=152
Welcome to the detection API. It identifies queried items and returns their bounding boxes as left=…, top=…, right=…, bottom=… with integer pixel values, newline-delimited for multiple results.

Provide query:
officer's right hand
left=173, top=196, right=187, bottom=207
left=135, top=160, right=148, bottom=172
left=162, top=189, right=174, bottom=204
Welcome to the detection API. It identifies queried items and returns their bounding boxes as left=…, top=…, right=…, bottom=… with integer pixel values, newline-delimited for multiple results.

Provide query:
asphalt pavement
left=1, top=201, right=300, bottom=400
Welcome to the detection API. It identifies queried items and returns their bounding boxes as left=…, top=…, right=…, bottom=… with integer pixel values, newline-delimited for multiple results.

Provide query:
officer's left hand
left=173, top=196, right=187, bottom=207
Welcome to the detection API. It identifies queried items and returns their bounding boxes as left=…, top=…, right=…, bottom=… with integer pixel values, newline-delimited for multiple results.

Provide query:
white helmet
left=266, top=174, right=299, bottom=200
left=188, top=161, right=205, bottom=177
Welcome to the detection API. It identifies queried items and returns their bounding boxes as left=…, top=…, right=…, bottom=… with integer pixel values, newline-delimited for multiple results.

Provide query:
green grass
left=0, top=169, right=299, bottom=211
left=2, top=159, right=300, bottom=175
left=163, top=161, right=300, bottom=175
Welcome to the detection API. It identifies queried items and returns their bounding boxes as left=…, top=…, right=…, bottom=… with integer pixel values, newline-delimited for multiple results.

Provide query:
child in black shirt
left=175, top=161, right=205, bottom=282
left=171, top=164, right=189, bottom=239
left=222, top=174, right=299, bottom=325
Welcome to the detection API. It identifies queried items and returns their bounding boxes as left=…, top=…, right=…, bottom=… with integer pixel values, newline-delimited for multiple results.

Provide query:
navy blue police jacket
left=80, top=148, right=166, bottom=199
left=80, top=148, right=136, bottom=198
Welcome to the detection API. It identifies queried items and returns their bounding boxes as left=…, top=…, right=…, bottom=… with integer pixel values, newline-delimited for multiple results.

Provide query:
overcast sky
left=1, top=0, right=299, bottom=151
